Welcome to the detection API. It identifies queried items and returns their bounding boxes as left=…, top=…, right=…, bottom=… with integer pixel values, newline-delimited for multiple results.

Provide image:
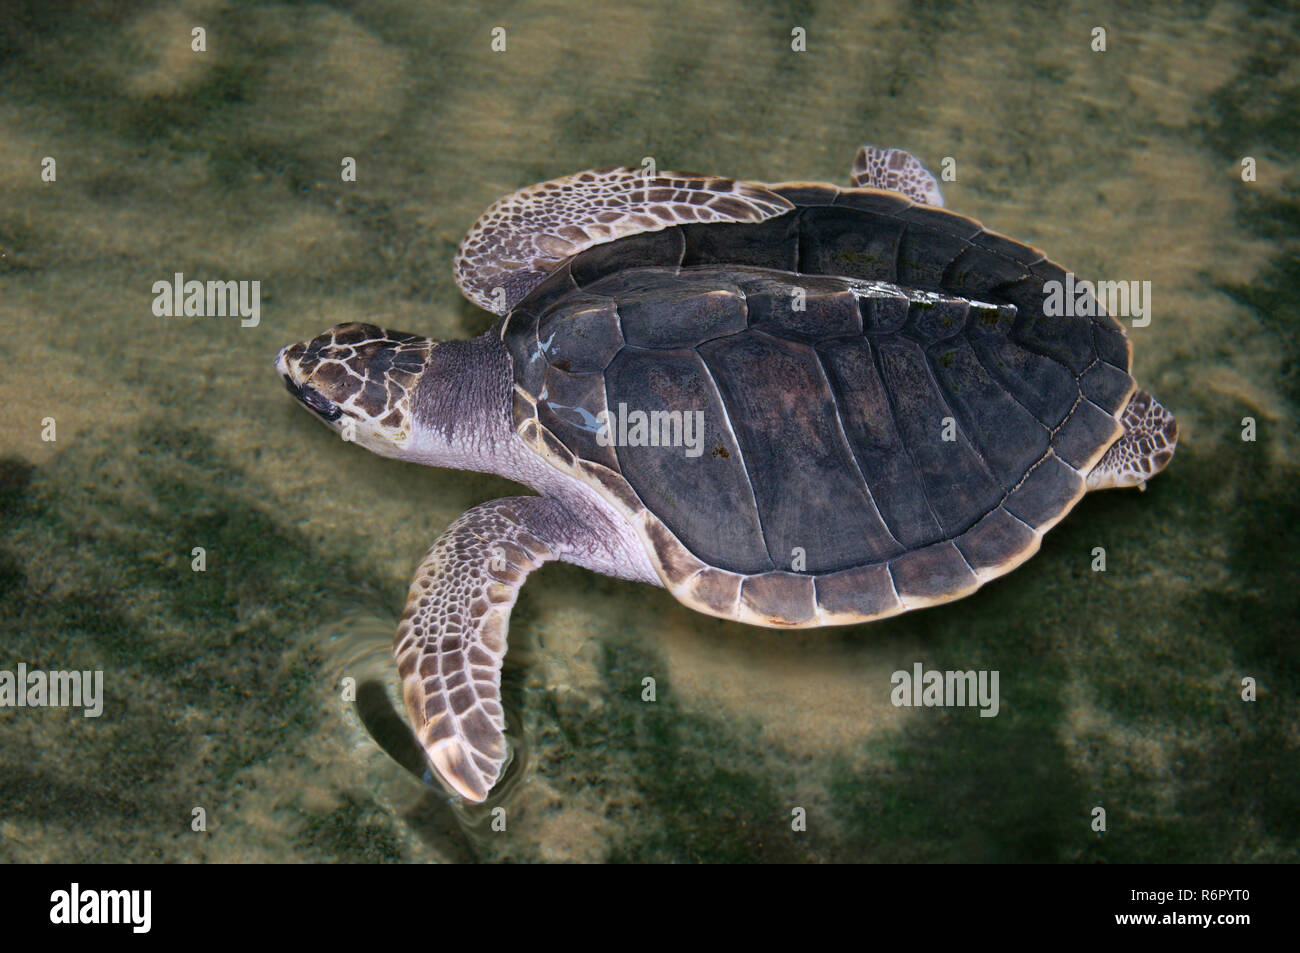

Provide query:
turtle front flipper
left=850, top=145, right=945, bottom=207
left=395, top=497, right=557, bottom=802
left=453, top=167, right=793, bottom=314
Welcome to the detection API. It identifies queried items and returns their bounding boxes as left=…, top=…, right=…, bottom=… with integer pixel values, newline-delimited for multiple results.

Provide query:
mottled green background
left=0, top=0, right=1296, bottom=863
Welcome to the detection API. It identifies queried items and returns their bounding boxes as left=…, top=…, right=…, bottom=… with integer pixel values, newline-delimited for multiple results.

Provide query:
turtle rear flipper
left=453, top=167, right=793, bottom=314
left=394, top=497, right=556, bottom=801
left=1086, top=389, right=1178, bottom=491
left=851, top=145, right=946, bottom=207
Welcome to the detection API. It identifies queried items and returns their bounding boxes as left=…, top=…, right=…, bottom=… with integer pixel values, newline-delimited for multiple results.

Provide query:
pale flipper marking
left=453, top=167, right=794, bottom=314
left=851, top=145, right=946, bottom=207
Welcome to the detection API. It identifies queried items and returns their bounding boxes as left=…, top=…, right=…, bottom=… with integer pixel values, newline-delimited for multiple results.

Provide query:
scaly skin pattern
left=1087, top=389, right=1179, bottom=491
left=277, top=322, right=431, bottom=446
left=393, top=497, right=556, bottom=802
left=851, top=145, right=946, bottom=207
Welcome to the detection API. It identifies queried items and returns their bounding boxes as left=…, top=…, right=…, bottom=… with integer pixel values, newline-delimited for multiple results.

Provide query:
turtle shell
left=499, top=185, right=1135, bottom=627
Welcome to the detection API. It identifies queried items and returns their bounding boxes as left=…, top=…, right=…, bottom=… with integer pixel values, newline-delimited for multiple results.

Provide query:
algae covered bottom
left=0, top=0, right=1296, bottom=862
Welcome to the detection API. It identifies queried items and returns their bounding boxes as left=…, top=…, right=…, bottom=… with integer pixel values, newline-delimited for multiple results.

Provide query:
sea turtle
left=275, top=146, right=1177, bottom=802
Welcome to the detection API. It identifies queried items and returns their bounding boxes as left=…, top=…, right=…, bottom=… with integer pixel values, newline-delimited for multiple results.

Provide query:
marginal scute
left=798, top=206, right=906, bottom=282
left=815, top=563, right=903, bottom=621
left=1003, top=453, right=1085, bottom=530
left=642, top=515, right=707, bottom=585
left=502, top=308, right=545, bottom=396
left=681, top=213, right=800, bottom=271
left=954, top=508, right=1040, bottom=577
left=1052, top=398, right=1123, bottom=471
left=511, top=384, right=538, bottom=426
left=889, top=541, right=980, bottom=606
left=576, top=460, right=643, bottom=513
left=518, top=417, right=545, bottom=454
left=570, top=227, right=684, bottom=289
left=972, top=229, right=1046, bottom=267
left=1092, top=321, right=1132, bottom=371
left=895, top=203, right=983, bottom=237
left=895, top=223, right=974, bottom=289
left=687, top=568, right=743, bottom=617
left=831, top=188, right=912, bottom=215
left=1080, top=357, right=1136, bottom=413
left=942, top=244, right=1031, bottom=295
left=740, top=572, right=817, bottom=625
left=771, top=182, right=841, bottom=206
left=1090, top=302, right=1128, bottom=336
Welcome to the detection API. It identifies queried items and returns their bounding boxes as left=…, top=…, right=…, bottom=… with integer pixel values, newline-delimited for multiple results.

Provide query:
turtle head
left=275, top=323, right=436, bottom=460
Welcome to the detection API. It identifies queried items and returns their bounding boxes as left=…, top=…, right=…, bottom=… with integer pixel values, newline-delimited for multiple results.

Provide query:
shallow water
left=0, top=0, right=1296, bottom=862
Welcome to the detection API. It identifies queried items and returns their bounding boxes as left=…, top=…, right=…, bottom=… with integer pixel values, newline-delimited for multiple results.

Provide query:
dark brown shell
left=500, top=185, right=1134, bottom=625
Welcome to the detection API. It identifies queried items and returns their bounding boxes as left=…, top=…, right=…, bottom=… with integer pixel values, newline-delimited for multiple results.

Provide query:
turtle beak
left=299, top=385, right=343, bottom=422
left=273, top=345, right=294, bottom=378
left=275, top=346, right=343, bottom=422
